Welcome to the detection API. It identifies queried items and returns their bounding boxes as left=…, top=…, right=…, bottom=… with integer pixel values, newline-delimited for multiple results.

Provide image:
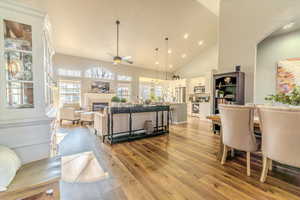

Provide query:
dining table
left=206, top=115, right=261, bottom=160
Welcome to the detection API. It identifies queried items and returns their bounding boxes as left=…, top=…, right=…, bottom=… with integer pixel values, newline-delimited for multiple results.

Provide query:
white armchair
left=59, top=108, right=80, bottom=125
left=62, top=103, right=84, bottom=118
left=62, top=103, right=81, bottom=110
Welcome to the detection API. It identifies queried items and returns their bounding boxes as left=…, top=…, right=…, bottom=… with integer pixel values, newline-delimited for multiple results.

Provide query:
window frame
left=116, top=83, right=131, bottom=101
left=59, top=80, right=81, bottom=105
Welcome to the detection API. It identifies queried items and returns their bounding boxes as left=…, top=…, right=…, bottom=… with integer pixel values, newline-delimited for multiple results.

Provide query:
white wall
left=174, top=45, right=217, bottom=117
left=219, top=0, right=300, bottom=103
left=53, top=53, right=170, bottom=103
left=175, top=44, right=218, bottom=78
left=255, top=29, right=300, bottom=103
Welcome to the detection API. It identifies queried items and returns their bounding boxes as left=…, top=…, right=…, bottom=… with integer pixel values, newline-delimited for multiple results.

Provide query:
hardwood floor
left=59, top=118, right=300, bottom=200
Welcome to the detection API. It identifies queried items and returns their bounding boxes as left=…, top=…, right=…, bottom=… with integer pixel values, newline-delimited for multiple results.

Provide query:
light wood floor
left=59, top=118, right=300, bottom=200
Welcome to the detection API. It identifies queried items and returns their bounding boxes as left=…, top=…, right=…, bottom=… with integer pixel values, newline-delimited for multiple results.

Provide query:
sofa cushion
left=0, top=145, right=21, bottom=191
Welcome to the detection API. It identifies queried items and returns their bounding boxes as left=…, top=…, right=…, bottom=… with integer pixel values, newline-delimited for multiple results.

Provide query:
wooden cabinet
left=213, top=72, right=245, bottom=114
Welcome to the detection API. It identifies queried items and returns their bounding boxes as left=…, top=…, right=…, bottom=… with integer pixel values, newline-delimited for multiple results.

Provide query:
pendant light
left=165, top=37, right=169, bottom=80
left=154, top=48, right=160, bottom=84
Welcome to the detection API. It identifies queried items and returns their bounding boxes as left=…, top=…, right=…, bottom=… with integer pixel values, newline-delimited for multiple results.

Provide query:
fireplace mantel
left=84, top=93, right=115, bottom=111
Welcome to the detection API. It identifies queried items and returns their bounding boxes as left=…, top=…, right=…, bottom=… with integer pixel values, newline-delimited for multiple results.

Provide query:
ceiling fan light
left=113, top=56, right=122, bottom=64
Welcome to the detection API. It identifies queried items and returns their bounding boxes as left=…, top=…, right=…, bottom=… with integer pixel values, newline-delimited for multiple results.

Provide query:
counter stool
left=80, top=112, right=95, bottom=125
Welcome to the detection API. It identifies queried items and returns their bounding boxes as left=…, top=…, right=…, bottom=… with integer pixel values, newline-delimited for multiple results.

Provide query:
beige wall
left=53, top=53, right=169, bottom=104
left=219, top=0, right=300, bottom=103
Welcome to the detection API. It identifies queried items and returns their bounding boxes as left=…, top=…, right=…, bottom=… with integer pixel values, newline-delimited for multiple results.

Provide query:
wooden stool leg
left=246, top=152, right=251, bottom=176
left=221, top=145, right=228, bottom=165
left=260, top=156, right=269, bottom=182
left=269, top=160, right=273, bottom=171
left=231, top=148, right=235, bottom=157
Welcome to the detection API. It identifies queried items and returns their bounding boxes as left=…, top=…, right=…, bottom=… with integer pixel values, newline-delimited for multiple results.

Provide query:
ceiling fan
left=108, top=20, right=133, bottom=65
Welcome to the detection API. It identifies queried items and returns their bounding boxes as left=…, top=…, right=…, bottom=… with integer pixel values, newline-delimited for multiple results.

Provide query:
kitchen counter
left=169, top=103, right=187, bottom=124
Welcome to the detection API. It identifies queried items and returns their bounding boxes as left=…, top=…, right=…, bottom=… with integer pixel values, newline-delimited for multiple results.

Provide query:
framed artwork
left=91, top=81, right=110, bottom=93
left=277, top=58, right=300, bottom=94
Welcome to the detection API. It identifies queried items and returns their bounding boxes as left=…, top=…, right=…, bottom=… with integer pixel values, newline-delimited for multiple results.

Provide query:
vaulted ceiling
left=19, top=0, right=218, bottom=71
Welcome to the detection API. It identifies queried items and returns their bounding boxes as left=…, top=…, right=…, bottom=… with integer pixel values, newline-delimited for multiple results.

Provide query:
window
left=139, top=84, right=163, bottom=101
left=117, top=83, right=131, bottom=101
left=140, top=84, right=151, bottom=100
left=155, top=86, right=163, bottom=99
left=59, top=81, right=81, bottom=104
left=117, top=75, right=132, bottom=81
left=85, top=67, right=113, bottom=80
left=57, top=68, right=81, bottom=77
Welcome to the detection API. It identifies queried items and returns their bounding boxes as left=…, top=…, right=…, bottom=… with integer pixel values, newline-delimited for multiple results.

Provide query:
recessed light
left=184, top=33, right=189, bottom=39
left=182, top=54, right=187, bottom=58
left=168, top=49, right=172, bottom=54
left=198, top=40, right=204, bottom=46
left=155, top=61, right=159, bottom=65
left=169, top=65, right=173, bottom=68
left=283, top=22, right=295, bottom=30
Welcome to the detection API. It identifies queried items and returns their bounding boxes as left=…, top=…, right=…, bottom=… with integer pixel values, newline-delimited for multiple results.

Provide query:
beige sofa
left=94, top=111, right=168, bottom=137
left=94, top=112, right=108, bottom=136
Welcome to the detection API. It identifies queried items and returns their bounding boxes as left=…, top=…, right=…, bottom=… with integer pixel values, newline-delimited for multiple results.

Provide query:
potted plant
left=265, top=86, right=300, bottom=106
left=111, top=96, right=120, bottom=107
left=218, top=90, right=225, bottom=98
left=120, top=98, right=127, bottom=105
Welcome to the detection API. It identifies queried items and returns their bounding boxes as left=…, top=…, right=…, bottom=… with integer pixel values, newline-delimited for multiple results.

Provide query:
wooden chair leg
left=260, top=156, right=269, bottom=182
left=269, top=160, right=273, bottom=171
left=231, top=148, right=235, bottom=158
left=246, top=152, right=251, bottom=176
left=221, top=145, right=228, bottom=165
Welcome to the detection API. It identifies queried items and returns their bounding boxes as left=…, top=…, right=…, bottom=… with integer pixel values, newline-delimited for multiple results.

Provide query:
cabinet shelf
left=4, top=48, right=32, bottom=54
left=7, top=80, right=34, bottom=83
left=216, top=84, right=236, bottom=88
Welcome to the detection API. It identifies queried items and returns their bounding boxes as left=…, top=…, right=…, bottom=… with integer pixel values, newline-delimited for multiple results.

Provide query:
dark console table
left=103, top=105, right=170, bottom=144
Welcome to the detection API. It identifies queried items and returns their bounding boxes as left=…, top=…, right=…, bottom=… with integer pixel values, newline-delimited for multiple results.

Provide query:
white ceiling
left=196, top=0, right=220, bottom=16
left=269, top=18, right=300, bottom=38
left=19, top=0, right=218, bottom=72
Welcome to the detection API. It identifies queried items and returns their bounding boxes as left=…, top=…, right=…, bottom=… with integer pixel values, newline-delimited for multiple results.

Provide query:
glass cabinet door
left=3, top=19, right=34, bottom=108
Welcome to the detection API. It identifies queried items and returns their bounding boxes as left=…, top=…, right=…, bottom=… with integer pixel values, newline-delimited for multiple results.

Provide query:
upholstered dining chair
left=219, top=104, right=259, bottom=176
left=257, top=105, right=300, bottom=182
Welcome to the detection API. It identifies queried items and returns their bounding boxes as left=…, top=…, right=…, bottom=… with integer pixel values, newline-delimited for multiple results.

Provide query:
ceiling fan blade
left=122, top=56, right=132, bottom=60
left=124, top=60, right=133, bottom=64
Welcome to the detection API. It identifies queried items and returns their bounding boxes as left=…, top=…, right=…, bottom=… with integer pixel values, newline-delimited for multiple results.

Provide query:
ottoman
left=80, top=112, right=95, bottom=125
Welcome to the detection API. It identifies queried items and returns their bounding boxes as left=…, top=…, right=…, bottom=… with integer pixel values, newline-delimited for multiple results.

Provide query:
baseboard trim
left=172, top=121, right=187, bottom=125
